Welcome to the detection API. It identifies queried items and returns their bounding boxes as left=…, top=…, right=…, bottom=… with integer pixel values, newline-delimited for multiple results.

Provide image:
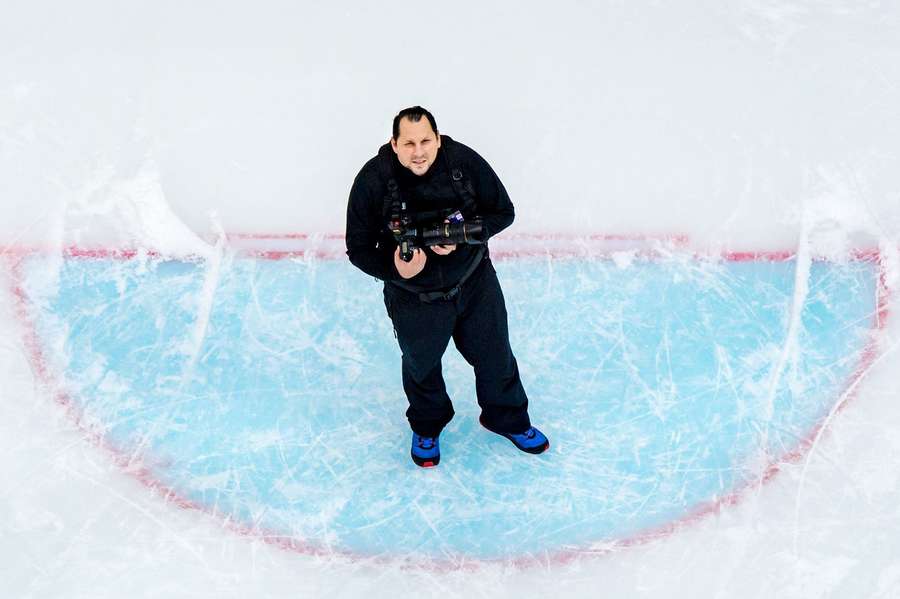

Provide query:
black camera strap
left=377, top=143, right=403, bottom=227
left=440, top=138, right=478, bottom=218
left=387, top=245, right=486, bottom=303
left=412, top=245, right=486, bottom=303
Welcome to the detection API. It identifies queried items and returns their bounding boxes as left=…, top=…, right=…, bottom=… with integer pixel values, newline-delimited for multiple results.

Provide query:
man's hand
left=431, top=218, right=457, bottom=255
left=431, top=243, right=456, bottom=255
left=394, top=247, right=426, bottom=279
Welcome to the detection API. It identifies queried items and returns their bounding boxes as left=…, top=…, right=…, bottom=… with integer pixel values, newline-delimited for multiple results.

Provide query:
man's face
left=391, top=117, right=441, bottom=176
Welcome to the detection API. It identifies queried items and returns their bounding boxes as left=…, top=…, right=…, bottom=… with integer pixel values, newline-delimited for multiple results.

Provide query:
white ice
left=2, top=1, right=900, bottom=597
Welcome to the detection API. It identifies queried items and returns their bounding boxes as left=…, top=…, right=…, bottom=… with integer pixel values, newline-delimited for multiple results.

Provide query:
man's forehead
left=397, top=117, right=436, bottom=140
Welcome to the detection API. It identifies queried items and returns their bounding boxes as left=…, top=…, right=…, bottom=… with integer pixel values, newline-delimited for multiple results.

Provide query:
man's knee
left=401, top=351, right=445, bottom=383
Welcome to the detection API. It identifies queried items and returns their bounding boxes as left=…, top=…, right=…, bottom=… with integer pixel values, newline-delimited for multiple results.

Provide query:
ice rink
left=2, top=2, right=900, bottom=597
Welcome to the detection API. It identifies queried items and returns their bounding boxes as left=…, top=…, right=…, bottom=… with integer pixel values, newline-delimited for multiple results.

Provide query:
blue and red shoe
left=480, top=416, right=550, bottom=454
left=411, top=433, right=440, bottom=467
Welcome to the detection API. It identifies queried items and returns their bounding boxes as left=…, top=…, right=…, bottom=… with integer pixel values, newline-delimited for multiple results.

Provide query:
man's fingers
left=432, top=244, right=457, bottom=255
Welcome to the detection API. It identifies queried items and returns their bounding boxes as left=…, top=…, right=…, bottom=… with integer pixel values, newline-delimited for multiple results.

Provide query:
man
left=345, top=106, right=548, bottom=467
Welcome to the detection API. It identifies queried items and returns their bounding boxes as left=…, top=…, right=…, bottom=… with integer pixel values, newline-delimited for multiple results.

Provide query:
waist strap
left=391, top=246, right=486, bottom=303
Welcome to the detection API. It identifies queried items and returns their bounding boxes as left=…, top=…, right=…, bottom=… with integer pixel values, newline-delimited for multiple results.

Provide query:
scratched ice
left=16, top=250, right=880, bottom=559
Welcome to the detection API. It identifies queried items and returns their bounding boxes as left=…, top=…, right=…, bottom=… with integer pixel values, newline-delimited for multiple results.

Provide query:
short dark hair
left=392, top=106, right=438, bottom=140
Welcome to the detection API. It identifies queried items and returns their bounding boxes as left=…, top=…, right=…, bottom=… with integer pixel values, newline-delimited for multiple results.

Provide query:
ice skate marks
left=14, top=252, right=882, bottom=560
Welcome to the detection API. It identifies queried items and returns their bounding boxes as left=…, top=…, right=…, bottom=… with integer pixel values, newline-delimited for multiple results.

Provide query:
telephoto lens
left=422, top=219, right=484, bottom=246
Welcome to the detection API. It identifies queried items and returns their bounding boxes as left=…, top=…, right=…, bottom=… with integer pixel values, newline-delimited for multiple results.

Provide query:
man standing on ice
left=345, top=106, right=548, bottom=467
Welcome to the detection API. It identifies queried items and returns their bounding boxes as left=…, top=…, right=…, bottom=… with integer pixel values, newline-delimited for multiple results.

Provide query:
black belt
left=390, top=246, right=486, bottom=303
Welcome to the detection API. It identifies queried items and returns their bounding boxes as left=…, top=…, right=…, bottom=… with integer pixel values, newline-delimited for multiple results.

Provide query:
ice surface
left=7, top=249, right=884, bottom=561
left=3, top=1, right=900, bottom=597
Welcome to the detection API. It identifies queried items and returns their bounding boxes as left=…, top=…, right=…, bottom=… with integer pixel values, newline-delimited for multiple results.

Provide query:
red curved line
left=3, top=240, right=891, bottom=572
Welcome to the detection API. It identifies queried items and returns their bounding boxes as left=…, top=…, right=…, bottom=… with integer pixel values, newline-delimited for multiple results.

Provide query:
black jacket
left=345, top=136, right=515, bottom=292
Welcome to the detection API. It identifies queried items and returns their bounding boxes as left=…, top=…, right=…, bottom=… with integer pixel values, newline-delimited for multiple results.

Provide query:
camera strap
left=386, top=246, right=487, bottom=303
left=413, top=246, right=486, bottom=303
left=377, top=143, right=403, bottom=228
left=440, top=137, right=478, bottom=218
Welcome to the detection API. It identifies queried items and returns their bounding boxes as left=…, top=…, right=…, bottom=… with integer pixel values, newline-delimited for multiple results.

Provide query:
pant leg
left=452, top=260, right=531, bottom=434
left=384, top=287, right=456, bottom=437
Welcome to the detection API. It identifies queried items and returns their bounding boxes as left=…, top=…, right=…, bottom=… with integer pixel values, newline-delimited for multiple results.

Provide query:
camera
left=390, top=207, right=484, bottom=262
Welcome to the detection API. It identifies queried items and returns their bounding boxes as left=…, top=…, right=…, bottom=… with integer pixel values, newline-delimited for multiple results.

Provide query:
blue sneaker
left=411, top=433, right=440, bottom=467
left=480, top=416, right=550, bottom=455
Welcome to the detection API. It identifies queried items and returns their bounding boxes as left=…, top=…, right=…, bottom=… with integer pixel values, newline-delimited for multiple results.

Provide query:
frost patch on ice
left=189, top=470, right=233, bottom=492
left=61, top=157, right=213, bottom=260
left=611, top=250, right=636, bottom=269
left=737, top=0, right=809, bottom=50
left=11, top=81, right=36, bottom=101
left=8, top=501, right=65, bottom=534
left=786, top=168, right=889, bottom=262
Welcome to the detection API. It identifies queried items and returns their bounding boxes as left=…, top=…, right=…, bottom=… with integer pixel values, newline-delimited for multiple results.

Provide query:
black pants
left=383, top=259, right=531, bottom=437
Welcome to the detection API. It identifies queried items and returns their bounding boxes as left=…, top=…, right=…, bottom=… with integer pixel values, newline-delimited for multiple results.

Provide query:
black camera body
left=389, top=204, right=484, bottom=262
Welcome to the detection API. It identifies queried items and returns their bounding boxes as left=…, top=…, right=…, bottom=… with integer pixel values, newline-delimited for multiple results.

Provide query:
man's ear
left=390, top=137, right=398, bottom=153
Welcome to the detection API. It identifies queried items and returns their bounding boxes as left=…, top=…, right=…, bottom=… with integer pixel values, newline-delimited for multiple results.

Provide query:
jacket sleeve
left=464, top=146, right=515, bottom=240
left=345, top=166, right=399, bottom=281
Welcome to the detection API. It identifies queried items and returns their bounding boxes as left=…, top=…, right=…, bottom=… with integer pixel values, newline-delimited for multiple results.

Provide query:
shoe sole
left=479, top=418, right=550, bottom=455
left=411, top=452, right=440, bottom=468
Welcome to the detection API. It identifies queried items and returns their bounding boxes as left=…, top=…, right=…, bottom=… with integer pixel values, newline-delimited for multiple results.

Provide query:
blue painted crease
left=21, top=255, right=878, bottom=558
